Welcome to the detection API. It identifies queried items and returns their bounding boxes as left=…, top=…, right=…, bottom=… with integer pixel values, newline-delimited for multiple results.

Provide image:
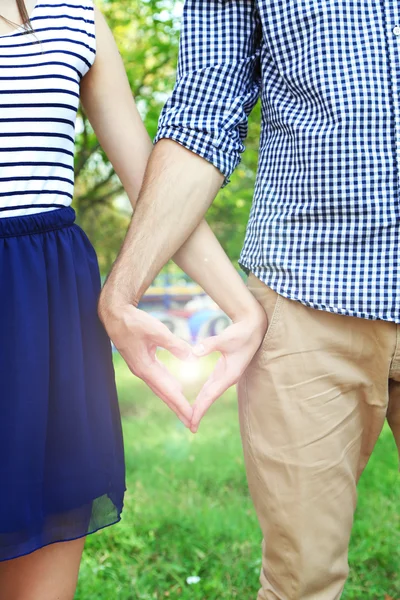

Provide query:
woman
left=0, top=0, right=154, bottom=597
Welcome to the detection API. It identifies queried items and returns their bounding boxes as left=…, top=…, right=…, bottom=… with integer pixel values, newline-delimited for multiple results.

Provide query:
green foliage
left=208, top=103, right=261, bottom=266
left=74, top=0, right=260, bottom=273
left=75, top=355, right=400, bottom=599
left=75, top=0, right=183, bottom=271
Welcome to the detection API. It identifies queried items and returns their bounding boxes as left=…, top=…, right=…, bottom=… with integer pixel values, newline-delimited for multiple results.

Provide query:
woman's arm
left=79, top=8, right=196, bottom=428
left=80, top=7, right=152, bottom=206
left=173, top=219, right=267, bottom=432
left=80, top=7, right=267, bottom=431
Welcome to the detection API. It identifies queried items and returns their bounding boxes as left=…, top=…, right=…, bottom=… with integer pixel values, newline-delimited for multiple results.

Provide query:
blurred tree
left=74, top=0, right=261, bottom=272
left=207, top=102, right=261, bottom=263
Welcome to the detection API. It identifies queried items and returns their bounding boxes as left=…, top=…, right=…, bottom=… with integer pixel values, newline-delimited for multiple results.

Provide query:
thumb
left=161, top=329, right=192, bottom=361
left=192, top=335, right=220, bottom=358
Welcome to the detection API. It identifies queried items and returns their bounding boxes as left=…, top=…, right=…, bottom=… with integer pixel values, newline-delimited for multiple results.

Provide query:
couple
left=1, top=0, right=399, bottom=598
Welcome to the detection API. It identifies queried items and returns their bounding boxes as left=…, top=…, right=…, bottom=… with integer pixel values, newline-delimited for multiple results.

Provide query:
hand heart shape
left=100, top=302, right=268, bottom=432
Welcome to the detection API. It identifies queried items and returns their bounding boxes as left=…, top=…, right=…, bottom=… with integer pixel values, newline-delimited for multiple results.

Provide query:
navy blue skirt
left=0, top=207, right=125, bottom=562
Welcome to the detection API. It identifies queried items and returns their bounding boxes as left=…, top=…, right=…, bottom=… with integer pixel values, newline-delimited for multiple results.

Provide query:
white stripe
left=0, top=0, right=95, bottom=218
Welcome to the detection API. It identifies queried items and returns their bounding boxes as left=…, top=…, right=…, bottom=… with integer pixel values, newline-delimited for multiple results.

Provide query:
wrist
left=98, top=284, right=138, bottom=327
left=100, top=274, right=140, bottom=308
left=230, top=297, right=267, bottom=327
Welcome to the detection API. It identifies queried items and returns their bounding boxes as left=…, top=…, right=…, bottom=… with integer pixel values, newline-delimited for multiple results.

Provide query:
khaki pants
left=238, top=274, right=400, bottom=600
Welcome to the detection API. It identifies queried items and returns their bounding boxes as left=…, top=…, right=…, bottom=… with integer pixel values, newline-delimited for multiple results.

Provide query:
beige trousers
left=238, top=274, right=400, bottom=600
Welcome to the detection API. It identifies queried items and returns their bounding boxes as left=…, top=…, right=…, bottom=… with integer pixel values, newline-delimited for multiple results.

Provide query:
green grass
left=75, top=354, right=400, bottom=600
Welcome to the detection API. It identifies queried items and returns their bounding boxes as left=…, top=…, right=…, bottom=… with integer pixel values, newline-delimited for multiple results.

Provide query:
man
left=99, top=1, right=400, bottom=598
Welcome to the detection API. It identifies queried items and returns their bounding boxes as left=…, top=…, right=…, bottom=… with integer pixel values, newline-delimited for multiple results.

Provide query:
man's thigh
left=238, top=275, right=393, bottom=600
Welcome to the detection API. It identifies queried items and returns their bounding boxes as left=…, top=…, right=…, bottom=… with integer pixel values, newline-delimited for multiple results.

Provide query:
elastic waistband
left=0, top=207, right=76, bottom=239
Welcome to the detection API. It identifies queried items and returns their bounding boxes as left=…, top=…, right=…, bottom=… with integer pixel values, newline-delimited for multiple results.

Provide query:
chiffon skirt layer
left=0, top=207, right=125, bottom=561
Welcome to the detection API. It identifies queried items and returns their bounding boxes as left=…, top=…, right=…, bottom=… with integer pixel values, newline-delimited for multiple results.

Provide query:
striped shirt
left=0, top=0, right=96, bottom=218
left=155, top=0, right=400, bottom=323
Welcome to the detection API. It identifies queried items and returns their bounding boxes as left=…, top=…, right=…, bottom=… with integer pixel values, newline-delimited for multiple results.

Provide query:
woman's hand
left=190, top=303, right=268, bottom=432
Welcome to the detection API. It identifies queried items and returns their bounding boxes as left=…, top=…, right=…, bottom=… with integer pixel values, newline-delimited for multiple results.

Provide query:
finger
left=147, top=380, right=192, bottom=427
left=190, top=364, right=236, bottom=433
left=142, top=361, right=193, bottom=425
left=192, top=334, right=221, bottom=358
left=194, top=322, right=256, bottom=357
left=120, top=345, right=193, bottom=425
left=156, top=326, right=192, bottom=361
left=148, top=383, right=192, bottom=428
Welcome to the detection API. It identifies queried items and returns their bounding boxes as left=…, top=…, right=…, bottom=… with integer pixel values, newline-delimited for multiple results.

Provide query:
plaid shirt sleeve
left=154, top=0, right=261, bottom=185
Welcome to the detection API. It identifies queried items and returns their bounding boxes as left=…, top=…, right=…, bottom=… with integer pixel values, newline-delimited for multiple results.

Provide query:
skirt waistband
left=0, top=207, right=76, bottom=239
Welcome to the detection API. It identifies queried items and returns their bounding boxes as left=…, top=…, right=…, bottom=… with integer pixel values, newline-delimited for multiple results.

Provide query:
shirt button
left=394, top=25, right=400, bottom=36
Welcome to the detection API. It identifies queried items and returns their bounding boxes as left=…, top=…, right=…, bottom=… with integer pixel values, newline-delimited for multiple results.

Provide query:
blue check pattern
left=155, top=0, right=400, bottom=322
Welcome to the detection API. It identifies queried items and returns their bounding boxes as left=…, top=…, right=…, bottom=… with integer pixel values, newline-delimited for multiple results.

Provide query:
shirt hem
left=240, top=261, right=400, bottom=325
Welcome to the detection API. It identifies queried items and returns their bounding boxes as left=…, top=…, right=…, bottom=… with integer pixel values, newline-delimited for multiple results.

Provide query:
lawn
left=75, top=354, right=400, bottom=600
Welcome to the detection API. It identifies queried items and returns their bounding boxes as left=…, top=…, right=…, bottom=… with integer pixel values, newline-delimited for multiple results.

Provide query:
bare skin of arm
left=81, top=8, right=267, bottom=431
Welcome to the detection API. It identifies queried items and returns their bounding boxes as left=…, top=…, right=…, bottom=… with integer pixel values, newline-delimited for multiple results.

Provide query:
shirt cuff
left=154, top=126, right=242, bottom=187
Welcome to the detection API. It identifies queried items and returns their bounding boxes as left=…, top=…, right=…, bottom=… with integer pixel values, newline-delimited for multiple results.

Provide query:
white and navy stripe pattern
left=155, top=0, right=400, bottom=323
left=0, top=0, right=96, bottom=218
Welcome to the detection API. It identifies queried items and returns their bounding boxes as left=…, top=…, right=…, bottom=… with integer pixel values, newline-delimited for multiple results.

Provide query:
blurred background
left=73, top=1, right=400, bottom=598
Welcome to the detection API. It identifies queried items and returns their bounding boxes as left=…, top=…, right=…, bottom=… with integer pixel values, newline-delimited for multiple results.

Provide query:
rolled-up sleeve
left=154, top=0, right=261, bottom=185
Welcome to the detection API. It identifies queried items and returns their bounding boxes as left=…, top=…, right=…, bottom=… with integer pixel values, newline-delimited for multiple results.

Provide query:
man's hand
left=190, top=305, right=268, bottom=432
left=98, top=295, right=193, bottom=428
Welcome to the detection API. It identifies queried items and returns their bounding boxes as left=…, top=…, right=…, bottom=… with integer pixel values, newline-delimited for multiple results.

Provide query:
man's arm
left=100, top=140, right=224, bottom=307
left=99, top=0, right=263, bottom=429
left=105, top=0, right=261, bottom=305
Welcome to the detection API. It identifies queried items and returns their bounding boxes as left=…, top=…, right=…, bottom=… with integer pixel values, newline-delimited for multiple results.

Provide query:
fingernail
left=193, top=343, right=205, bottom=356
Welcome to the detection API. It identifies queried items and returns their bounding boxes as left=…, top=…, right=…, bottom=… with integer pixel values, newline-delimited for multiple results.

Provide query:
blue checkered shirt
left=155, top=0, right=400, bottom=322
